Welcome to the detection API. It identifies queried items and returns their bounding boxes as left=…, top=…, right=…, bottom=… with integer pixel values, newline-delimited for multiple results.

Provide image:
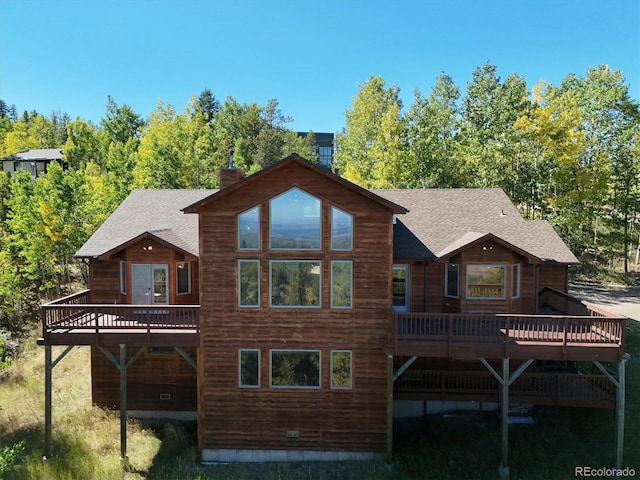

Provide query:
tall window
left=270, top=350, right=321, bottom=388
left=512, top=264, right=521, bottom=298
left=466, top=264, right=506, bottom=299
left=331, top=350, right=352, bottom=389
left=331, top=206, right=353, bottom=250
left=270, top=261, right=321, bottom=307
left=445, top=263, right=459, bottom=298
left=331, top=260, right=352, bottom=308
left=119, top=260, right=127, bottom=294
left=270, top=188, right=321, bottom=250
left=392, top=265, right=409, bottom=311
left=177, top=261, right=190, bottom=295
left=238, top=206, right=260, bottom=250
left=239, top=349, right=260, bottom=388
left=239, top=260, right=260, bottom=307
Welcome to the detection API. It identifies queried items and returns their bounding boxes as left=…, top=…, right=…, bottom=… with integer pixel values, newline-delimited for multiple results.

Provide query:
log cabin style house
left=41, top=154, right=628, bottom=473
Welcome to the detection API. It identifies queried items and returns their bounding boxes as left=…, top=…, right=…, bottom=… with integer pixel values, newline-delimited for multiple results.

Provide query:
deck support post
left=615, top=353, right=629, bottom=469
left=119, top=344, right=129, bottom=468
left=42, top=344, right=74, bottom=459
left=44, top=344, right=52, bottom=459
left=386, top=354, right=394, bottom=467
left=499, top=357, right=510, bottom=480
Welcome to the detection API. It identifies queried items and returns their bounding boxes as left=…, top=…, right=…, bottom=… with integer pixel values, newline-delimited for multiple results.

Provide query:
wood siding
left=196, top=161, right=394, bottom=454
left=91, top=346, right=197, bottom=411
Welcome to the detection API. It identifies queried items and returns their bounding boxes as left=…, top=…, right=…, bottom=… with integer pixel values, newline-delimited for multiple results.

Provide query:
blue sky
left=1, top=0, right=638, bottom=133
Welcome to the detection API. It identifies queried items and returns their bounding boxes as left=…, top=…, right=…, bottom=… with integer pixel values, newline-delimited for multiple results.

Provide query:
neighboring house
left=41, top=154, right=628, bottom=473
left=297, top=132, right=334, bottom=168
left=1, top=148, right=65, bottom=178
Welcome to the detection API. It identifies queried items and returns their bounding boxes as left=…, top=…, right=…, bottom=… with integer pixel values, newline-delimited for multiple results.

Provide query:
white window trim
left=176, top=261, right=191, bottom=295
left=330, top=350, right=353, bottom=390
left=331, top=206, right=353, bottom=251
left=238, top=349, right=260, bottom=388
left=238, top=259, right=260, bottom=308
left=512, top=264, right=521, bottom=299
left=269, top=349, right=321, bottom=389
left=331, top=260, right=353, bottom=309
left=444, top=263, right=459, bottom=298
left=238, top=206, right=260, bottom=251
left=269, top=260, right=321, bottom=308
left=465, top=264, right=507, bottom=300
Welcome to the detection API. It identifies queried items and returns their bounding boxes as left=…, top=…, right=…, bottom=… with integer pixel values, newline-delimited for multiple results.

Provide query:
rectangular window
left=239, top=349, right=260, bottom=388
left=238, top=206, right=260, bottom=250
left=177, top=261, right=190, bottom=295
left=331, top=206, right=353, bottom=251
left=445, top=263, right=459, bottom=298
left=331, top=350, right=352, bottom=389
left=466, top=264, right=506, bottom=299
left=392, top=265, right=409, bottom=311
left=270, top=350, right=320, bottom=389
left=119, top=260, right=127, bottom=294
left=270, top=261, right=320, bottom=308
left=239, top=260, right=260, bottom=307
left=512, top=264, right=521, bottom=298
left=331, top=260, right=352, bottom=308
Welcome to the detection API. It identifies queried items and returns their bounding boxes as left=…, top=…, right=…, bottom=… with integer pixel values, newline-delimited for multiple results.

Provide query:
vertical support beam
left=386, top=354, right=394, bottom=466
left=615, top=354, right=629, bottom=468
left=44, top=344, right=52, bottom=458
left=119, top=344, right=128, bottom=467
left=499, top=357, right=510, bottom=480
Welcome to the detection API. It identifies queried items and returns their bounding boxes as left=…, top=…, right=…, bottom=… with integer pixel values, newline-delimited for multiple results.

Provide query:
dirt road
left=568, top=283, right=639, bottom=321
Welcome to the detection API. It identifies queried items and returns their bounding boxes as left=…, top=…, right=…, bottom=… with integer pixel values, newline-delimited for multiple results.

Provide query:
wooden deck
left=41, top=290, right=199, bottom=347
left=393, top=289, right=626, bottom=362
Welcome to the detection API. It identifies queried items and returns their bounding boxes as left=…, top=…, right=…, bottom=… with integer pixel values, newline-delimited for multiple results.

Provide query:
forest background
left=0, top=62, right=638, bottom=339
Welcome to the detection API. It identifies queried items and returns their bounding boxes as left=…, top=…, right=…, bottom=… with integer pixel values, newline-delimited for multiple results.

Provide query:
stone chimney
left=219, top=148, right=245, bottom=189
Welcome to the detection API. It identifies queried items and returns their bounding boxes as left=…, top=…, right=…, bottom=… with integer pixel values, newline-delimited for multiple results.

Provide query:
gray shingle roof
left=374, top=188, right=578, bottom=264
left=75, top=189, right=217, bottom=258
left=76, top=186, right=577, bottom=265
left=1, top=148, right=64, bottom=161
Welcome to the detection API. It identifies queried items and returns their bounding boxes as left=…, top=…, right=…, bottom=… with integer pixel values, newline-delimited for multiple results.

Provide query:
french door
left=132, top=264, right=168, bottom=305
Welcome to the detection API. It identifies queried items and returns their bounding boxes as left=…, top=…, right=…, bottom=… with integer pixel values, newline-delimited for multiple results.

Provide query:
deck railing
left=395, top=369, right=616, bottom=406
left=41, top=290, right=199, bottom=336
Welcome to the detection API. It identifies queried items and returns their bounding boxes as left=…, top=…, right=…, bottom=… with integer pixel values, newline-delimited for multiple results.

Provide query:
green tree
left=406, top=71, right=465, bottom=187
left=63, top=118, right=101, bottom=169
left=335, top=75, right=407, bottom=188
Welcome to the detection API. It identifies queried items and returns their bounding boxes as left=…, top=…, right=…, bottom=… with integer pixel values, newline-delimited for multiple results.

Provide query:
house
left=297, top=132, right=334, bottom=168
left=1, top=148, right=65, bottom=178
left=40, top=154, right=628, bottom=474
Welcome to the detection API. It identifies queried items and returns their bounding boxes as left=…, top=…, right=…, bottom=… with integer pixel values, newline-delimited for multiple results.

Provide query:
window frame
left=176, top=261, right=191, bottom=295
left=119, top=260, right=127, bottom=295
left=444, top=263, right=459, bottom=298
left=331, top=206, right=353, bottom=251
left=237, top=206, right=260, bottom=250
left=465, top=264, right=507, bottom=300
left=330, top=350, right=353, bottom=390
left=392, top=264, right=410, bottom=312
left=238, top=259, right=260, bottom=308
left=269, top=187, right=322, bottom=251
left=512, top=264, right=521, bottom=299
left=331, top=260, right=353, bottom=309
left=269, top=349, right=321, bottom=389
left=238, top=349, right=260, bottom=388
left=269, top=260, right=321, bottom=308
